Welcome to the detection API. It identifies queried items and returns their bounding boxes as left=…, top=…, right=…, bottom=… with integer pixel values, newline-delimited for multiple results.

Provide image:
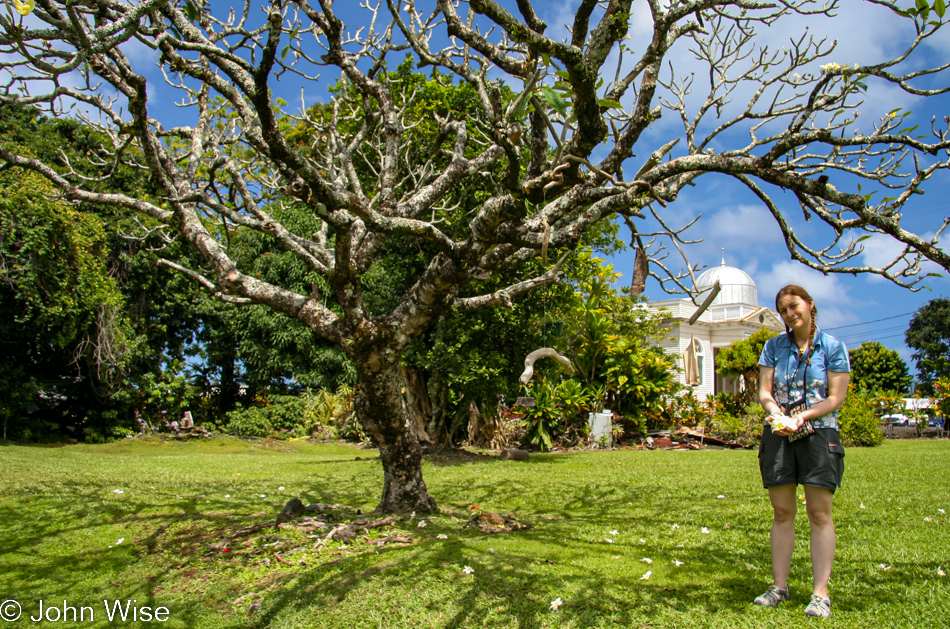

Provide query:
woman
left=754, top=285, right=850, bottom=619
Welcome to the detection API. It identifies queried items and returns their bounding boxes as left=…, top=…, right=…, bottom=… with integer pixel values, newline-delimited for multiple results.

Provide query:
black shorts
left=758, top=425, right=845, bottom=492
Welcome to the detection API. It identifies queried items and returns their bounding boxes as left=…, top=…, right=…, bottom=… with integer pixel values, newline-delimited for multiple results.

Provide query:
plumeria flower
left=410, top=511, right=416, bottom=520
left=641, top=558, right=653, bottom=564
left=436, top=534, right=448, bottom=540
left=113, top=489, right=125, bottom=494
left=639, top=539, right=647, bottom=544
left=605, top=539, right=615, bottom=544
left=672, top=560, right=685, bottom=567
left=608, top=530, right=619, bottom=535
left=488, top=548, right=496, bottom=554
left=639, top=571, right=652, bottom=581
left=116, top=538, right=125, bottom=545
left=676, top=544, right=685, bottom=548
left=717, top=495, right=725, bottom=499
left=462, top=566, right=475, bottom=574
left=612, top=556, right=621, bottom=559
left=938, top=567, right=946, bottom=577
left=549, top=597, right=563, bottom=611
left=672, top=524, right=680, bottom=530
left=339, top=544, right=347, bottom=549
left=925, top=517, right=933, bottom=522
left=278, top=486, right=285, bottom=491
left=879, top=564, right=891, bottom=571
left=745, top=563, right=758, bottom=571
left=418, top=520, right=427, bottom=528
left=225, top=494, right=231, bottom=498
left=939, top=509, right=946, bottom=514
left=860, top=503, right=867, bottom=509
left=12, top=0, right=35, bottom=16
left=701, top=527, right=710, bottom=534
left=259, top=494, right=266, bottom=498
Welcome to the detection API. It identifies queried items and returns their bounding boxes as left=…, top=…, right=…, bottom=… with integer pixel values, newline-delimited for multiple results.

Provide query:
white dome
left=696, top=258, right=758, bottom=306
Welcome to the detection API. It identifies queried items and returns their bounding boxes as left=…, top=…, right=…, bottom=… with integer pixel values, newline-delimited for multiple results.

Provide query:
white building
left=647, top=258, right=785, bottom=399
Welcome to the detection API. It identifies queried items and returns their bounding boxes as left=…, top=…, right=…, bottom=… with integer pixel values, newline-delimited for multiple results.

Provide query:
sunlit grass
left=0, top=437, right=947, bottom=628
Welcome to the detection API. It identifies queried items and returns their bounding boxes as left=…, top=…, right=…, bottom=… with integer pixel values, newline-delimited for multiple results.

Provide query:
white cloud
left=704, top=203, right=784, bottom=245
left=859, top=231, right=948, bottom=283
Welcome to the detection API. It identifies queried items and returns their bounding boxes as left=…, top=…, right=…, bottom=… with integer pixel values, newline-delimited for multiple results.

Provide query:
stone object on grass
left=500, top=449, right=530, bottom=461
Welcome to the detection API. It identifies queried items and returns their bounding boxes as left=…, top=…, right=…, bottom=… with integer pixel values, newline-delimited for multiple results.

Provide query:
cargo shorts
left=758, top=425, right=845, bottom=492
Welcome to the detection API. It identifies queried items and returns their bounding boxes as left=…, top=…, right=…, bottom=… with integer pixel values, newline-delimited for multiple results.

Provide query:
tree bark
left=354, top=358, right=436, bottom=515
left=400, top=364, right=433, bottom=444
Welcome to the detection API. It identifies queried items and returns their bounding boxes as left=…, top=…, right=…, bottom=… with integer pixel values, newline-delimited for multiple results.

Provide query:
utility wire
left=823, top=311, right=916, bottom=331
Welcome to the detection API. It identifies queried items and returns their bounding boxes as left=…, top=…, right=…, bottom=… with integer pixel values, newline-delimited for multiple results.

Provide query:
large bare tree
left=1, top=0, right=948, bottom=513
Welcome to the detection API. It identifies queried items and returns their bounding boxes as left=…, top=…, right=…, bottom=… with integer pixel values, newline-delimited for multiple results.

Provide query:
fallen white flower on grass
left=639, top=571, right=652, bottom=580
left=605, top=539, right=614, bottom=544
left=641, top=558, right=653, bottom=564
left=676, top=545, right=685, bottom=548
left=924, top=517, right=932, bottom=522
left=672, top=524, right=680, bottom=530
left=113, top=490, right=124, bottom=494
left=860, top=503, right=867, bottom=509
left=672, top=560, right=684, bottom=567
left=418, top=520, right=427, bottom=528
left=436, top=534, right=448, bottom=539
left=938, top=567, right=946, bottom=577
left=717, top=495, right=725, bottom=499
left=939, top=509, right=946, bottom=514
left=339, top=544, right=347, bottom=549
left=639, top=539, right=647, bottom=544
left=549, top=597, right=563, bottom=611
left=608, top=530, right=619, bottom=535
left=462, top=566, right=475, bottom=574
left=259, top=494, right=266, bottom=498
left=116, top=538, right=125, bottom=545
left=488, top=548, right=496, bottom=554
left=278, top=486, right=285, bottom=491
left=879, top=564, right=891, bottom=571
left=225, top=495, right=231, bottom=498
left=701, top=527, right=710, bottom=534
left=745, top=563, right=757, bottom=571
left=612, top=556, right=621, bottom=559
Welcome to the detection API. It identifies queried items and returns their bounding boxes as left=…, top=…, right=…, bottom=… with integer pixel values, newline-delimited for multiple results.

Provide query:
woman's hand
left=770, top=413, right=806, bottom=436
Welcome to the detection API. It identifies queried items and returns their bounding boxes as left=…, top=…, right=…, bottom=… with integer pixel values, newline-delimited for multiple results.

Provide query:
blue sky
left=95, top=1, right=948, bottom=372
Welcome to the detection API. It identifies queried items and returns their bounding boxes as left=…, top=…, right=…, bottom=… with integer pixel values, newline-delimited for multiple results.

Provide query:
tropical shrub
left=225, top=394, right=305, bottom=438
left=839, top=386, right=885, bottom=447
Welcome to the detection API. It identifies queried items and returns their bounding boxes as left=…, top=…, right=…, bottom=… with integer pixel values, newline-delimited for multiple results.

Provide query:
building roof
left=696, top=256, right=758, bottom=306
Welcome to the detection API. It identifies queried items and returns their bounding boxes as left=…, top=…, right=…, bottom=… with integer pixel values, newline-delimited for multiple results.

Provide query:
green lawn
left=0, top=437, right=947, bottom=628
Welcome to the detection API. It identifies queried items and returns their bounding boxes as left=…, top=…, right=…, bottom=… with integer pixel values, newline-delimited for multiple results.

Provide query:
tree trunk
left=354, top=359, right=436, bottom=515
left=400, top=364, right=433, bottom=444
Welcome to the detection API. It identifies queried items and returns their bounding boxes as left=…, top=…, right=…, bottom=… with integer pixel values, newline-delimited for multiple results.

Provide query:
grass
left=0, top=436, right=947, bottom=628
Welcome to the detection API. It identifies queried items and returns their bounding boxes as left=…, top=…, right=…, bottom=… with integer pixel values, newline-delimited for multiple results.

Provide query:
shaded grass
left=0, top=437, right=947, bottom=628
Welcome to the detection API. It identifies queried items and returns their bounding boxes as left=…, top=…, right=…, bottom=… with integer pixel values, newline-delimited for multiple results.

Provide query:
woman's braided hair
left=775, top=284, right=818, bottom=364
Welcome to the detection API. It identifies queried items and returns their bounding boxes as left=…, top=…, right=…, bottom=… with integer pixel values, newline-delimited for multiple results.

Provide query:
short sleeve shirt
left=758, top=328, right=850, bottom=430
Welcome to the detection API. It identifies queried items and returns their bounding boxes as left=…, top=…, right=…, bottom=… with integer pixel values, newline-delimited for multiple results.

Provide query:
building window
left=694, top=338, right=705, bottom=386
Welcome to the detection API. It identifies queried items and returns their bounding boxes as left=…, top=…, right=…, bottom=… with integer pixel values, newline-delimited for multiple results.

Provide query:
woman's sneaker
left=753, top=585, right=790, bottom=606
left=804, top=595, right=831, bottom=618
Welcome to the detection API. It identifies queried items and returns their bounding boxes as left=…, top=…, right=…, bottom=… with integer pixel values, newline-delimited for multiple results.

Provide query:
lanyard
left=783, top=341, right=811, bottom=403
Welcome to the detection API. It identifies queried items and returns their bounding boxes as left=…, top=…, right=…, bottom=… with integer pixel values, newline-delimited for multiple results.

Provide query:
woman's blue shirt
left=758, top=328, right=851, bottom=430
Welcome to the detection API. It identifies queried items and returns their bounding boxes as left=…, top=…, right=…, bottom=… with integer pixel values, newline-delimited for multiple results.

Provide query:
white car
left=882, top=414, right=914, bottom=426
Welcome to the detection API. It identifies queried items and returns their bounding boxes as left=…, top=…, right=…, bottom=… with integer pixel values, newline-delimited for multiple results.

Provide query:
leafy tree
left=0, top=167, right=133, bottom=440
left=848, top=341, right=911, bottom=394
left=3, top=1, right=950, bottom=513
left=715, top=328, right=778, bottom=403
left=906, top=299, right=950, bottom=393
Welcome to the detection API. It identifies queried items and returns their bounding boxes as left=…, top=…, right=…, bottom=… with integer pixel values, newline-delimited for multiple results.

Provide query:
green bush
left=839, top=386, right=885, bottom=447
left=708, top=403, right=764, bottom=445
left=225, top=395, right=305, bottom=438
